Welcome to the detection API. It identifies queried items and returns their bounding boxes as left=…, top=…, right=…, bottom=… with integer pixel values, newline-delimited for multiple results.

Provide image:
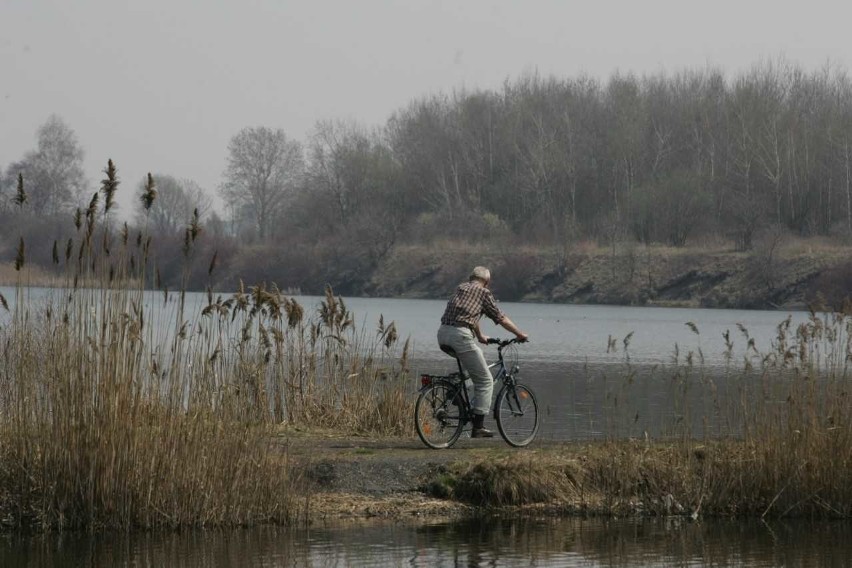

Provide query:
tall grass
left=584, top=308, right=852, bottom=518
left=425, top=309, right=852, bottom=520
left=0, top=162, right=411, bottom=531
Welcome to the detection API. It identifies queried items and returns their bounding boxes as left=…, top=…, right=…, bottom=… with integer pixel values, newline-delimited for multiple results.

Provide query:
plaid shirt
left=440, top=281, right=505, bottom=329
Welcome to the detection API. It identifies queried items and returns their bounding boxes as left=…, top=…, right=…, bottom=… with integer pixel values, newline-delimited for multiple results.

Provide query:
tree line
left=382, top=59, right=852, bottom=251
left=4, top=59, right=852, bottom=291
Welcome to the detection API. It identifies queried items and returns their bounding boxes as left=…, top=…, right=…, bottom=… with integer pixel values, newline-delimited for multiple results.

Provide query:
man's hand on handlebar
left=487, top=336, right=530, bottom=346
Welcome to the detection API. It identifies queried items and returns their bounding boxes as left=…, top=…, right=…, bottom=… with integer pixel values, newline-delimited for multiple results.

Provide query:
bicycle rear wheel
left=495, top=383, right=539, bottom=447
left=415, top=381, right=466, bottom=449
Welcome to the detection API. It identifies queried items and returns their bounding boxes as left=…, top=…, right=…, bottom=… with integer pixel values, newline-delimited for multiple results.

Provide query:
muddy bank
left=288, top=432, right=592, bottom=523
left=7, top=240, right=850, bottom=311
left=288, top=427, right=852, bottom=524
left=364, top=242, right=851, bottom=310
left=287, top=432, right=675, bottom=524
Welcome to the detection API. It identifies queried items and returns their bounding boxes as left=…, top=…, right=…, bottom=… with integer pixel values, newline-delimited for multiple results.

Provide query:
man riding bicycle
left=437, top=266, right=528, bottom=438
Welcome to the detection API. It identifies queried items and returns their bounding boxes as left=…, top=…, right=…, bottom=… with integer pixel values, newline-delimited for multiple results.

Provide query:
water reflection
left=2, top=517, right=850, bottom=567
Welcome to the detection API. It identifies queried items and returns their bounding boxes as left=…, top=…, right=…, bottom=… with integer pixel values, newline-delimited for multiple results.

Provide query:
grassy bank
left=0, top=168, right=412, bottom=531
left=0, top=264, right=63, bottom=287
left=294, top=304, right=852, bottom=523
left=0, top=282, right=411, bottom=530
left=4, top=161, right=852, bottom=530
left=424, top=436, right=852, bottom=519
left=416, top=309, right=852, bottom=520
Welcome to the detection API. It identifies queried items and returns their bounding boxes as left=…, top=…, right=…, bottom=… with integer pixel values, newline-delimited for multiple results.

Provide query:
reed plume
left=13, top=172, right=26, bottom=207
left=100, top=158, right=119, bottom=213
left=140, top=172, right=157, bottom=211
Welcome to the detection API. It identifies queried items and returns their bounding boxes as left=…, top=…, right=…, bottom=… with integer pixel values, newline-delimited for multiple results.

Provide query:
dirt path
left=281, top=429, right=567, bottom=522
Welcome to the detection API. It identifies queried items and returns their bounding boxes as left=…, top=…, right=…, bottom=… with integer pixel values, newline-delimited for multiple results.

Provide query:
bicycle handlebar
left=486, top=337, right=528, bottom=347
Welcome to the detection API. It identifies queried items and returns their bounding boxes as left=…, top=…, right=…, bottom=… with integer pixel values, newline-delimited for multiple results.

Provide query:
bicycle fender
left=419, top=379, right=456, bottom=394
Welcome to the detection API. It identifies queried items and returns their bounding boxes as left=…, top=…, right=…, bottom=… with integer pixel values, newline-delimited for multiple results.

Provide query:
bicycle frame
left=489, top=342, right=522, bottom=417
left=418, top=339, right=521, bottom=415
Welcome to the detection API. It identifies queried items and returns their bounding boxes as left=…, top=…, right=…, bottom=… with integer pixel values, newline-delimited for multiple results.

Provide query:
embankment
left=293, top=431, right=852, bottom=522
left=365, top=241, right=852, bottom=310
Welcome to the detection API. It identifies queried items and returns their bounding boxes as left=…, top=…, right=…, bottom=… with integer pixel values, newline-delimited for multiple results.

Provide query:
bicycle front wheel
left=495, top=383, right=539, bottom=447
left=415, top=381, right=465, bottom=449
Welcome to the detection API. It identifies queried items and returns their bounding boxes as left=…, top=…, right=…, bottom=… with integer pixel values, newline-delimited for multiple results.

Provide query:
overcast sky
left=3, top=0, right=852, bottom=216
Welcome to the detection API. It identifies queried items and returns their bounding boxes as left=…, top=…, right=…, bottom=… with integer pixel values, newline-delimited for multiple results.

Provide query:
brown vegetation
left=0, top=162, right=412, bottom=531
left=419, top=430, right=852, bottom=520
left=289, top=305, right=852, bottom=523
left=5, top=155, right=852, bottom=530
left=414, top=309, right=852, bottom=520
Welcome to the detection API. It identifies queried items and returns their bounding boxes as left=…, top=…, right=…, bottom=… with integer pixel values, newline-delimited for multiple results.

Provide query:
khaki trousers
left=437, top=324, right=493, bottom=415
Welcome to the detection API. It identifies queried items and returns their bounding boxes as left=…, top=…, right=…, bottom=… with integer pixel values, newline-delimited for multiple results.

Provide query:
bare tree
left=220, top=127, right=304, bottom=241
left=605, top=73, right=648, bottom=219
left=306, top=119, right=367, bottom=227
left=2, top=115, right=88, bottom=215
left=134, top=174, right=212, bottom=235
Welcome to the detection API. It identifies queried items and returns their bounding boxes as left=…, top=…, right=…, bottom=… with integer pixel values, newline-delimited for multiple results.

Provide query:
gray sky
left=3, top=0, right=851, bottom=217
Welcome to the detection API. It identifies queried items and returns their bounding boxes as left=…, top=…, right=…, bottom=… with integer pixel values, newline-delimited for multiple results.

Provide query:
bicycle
left=414, top=337, right=539, bottom=448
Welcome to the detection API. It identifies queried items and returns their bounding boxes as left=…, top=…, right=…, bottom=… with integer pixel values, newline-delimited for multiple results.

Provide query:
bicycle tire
left=415, top=380, right=466, bottom=449
left=495, top=383, right=539, bottom=447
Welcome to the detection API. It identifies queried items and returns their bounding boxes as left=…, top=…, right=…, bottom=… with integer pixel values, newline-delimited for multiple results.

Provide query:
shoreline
left=0, top=279, right=811, bottom=314
left=286, top=429, right=851, bottom=526
left=289, top=432, right=601, bottom=525
left=5, top=234, right=839, bottom=311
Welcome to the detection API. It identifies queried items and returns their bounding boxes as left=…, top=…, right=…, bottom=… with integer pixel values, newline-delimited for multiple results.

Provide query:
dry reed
left=424, top=308, right=852, bottom=520
left=0, top=161, right=412, bottom=531
left=581, top=308, right=852, bottom=518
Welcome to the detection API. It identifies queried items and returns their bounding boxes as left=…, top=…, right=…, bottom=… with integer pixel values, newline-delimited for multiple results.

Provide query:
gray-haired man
left=437, top=266, right=528, bottom=438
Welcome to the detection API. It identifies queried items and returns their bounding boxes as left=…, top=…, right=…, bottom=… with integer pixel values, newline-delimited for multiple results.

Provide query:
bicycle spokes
left=415, top=381, right=465, bottom=449
left=496, top=383, right=539, bottom=447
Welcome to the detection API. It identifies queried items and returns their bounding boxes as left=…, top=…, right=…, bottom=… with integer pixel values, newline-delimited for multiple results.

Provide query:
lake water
left=0, top=287, right=809, bottom=367
left=0, top=287, right=813, bottom=441
left=1, top=287, right=833, bottom=565
left=332, top=295, right=808, bottom=367
left=316, top=295, right=813, bottom=441
left=3, top=517, right=850, bottom=567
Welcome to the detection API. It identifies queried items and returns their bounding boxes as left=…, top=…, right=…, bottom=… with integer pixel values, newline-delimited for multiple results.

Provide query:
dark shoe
left=472, top=427, right=495, bottom=438
left=471, top=413, right=494, bottom=438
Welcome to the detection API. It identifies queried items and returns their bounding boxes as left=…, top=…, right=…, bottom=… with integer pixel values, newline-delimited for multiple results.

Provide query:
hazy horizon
left=3, top=0, right=852, bottom=217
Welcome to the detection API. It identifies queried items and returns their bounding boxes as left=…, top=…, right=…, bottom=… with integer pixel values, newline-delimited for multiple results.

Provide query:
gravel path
left=282, top=431, right=551, bottom=521
left=290, top=435, right=467, bottom=495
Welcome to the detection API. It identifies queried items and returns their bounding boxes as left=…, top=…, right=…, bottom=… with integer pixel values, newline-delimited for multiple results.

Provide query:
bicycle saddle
left=439, top=344, right=458, bottom=358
